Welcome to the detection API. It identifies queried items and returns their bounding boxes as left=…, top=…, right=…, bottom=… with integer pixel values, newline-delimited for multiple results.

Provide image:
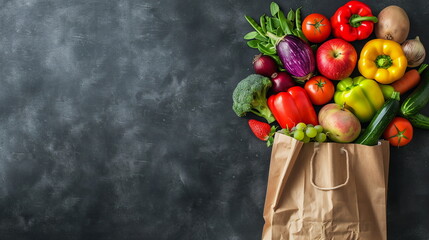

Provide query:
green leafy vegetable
left=278, top=10, right=289, bottom=34
left=294, top=7, right=307, bottom=41
left=258, top=43, right=276, bottom=55
left=270, top=2, right=280, bottom=16
left=247, top=40, right=259, bottom=48
left=287, top=9, right=295, bottom=22
left=244, top=31, right=258, bottom=40
left=243, top=2, right=307, bottom=66
left=260, top=15, right=267, bottom=33
left=266, top=17, right=274, bottom=32
left=245, top=16, right=266, bottom=37
left=271, top=17, right=280, bottom=29
left=295, top=7, right=302, bottom=30
left=276, top=27, right=283, bottom=37
left=255, top=34, right=268, bottom=41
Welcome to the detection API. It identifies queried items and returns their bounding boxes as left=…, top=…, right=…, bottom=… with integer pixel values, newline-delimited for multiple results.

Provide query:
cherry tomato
left=383, top=117, right=413, bottom=147
left=302, top=13, right=331, bottom=43
left=304, top=76, right=334, bottom=105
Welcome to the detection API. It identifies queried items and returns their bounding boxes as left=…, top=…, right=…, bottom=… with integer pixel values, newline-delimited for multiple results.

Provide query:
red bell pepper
left=267, top=86, right=318, bottom=129
left=330, top=1, right=378, bottom=42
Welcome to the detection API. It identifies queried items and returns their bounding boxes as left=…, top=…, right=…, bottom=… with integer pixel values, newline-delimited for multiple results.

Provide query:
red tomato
left=304, top=76, right=334, bottom=105
left=302, top=13, right=331, bottom=43
left=383, top=117, right=413, bottom=147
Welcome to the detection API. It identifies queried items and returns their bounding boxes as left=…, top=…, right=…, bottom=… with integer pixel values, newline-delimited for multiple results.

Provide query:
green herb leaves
left=270, top=2, right=280, bottom=16
left=244, top=31, right=259, bottom=40
left=243, top=2, right=307, bottom=66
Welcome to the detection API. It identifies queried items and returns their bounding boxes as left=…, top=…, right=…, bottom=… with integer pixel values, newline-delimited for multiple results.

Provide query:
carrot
left=392, top=64, right=429, bottom=95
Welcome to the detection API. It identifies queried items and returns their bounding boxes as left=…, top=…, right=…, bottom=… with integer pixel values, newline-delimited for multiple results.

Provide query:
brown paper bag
left=262, top=133, right=390, bottom=240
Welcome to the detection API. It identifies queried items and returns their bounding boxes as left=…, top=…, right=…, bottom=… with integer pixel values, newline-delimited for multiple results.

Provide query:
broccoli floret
left=232, top=74, right=275, bottom=123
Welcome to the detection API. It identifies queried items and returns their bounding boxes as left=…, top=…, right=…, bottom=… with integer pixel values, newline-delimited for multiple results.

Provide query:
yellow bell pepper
left=358, top=39, right=407, bottom=84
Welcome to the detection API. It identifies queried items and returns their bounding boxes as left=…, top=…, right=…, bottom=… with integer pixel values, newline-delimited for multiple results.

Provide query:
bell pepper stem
left=375, top=55, right=393, bottom=69
left=390, top=91, right=400, bottom=101
left=349, top=15, right=378, bottom=27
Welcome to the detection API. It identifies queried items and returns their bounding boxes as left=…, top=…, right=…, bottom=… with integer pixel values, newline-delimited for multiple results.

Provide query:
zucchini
left=406, top=113, right=429, bottom=129
left=355, top=92, right=400, bottom=145
left=401, top=67, right=429, bottom=116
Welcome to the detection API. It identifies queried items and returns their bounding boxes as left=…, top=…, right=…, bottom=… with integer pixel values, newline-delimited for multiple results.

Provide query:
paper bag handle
left=310, top=147, right=350, bottom=191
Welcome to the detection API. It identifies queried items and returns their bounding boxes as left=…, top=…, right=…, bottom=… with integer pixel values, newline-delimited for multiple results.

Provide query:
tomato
left=383, top=117, right=413, bottom=147
left=304, top=76, right=334, bottom=105
left=302, top=13, right=331, bottom=43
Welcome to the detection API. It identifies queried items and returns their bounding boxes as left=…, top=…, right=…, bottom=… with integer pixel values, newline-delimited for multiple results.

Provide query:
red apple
left=316, top=38, right=357, bottom=80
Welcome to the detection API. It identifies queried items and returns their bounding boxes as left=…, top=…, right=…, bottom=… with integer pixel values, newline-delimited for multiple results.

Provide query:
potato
left=375, top=5, right=410, bottom=44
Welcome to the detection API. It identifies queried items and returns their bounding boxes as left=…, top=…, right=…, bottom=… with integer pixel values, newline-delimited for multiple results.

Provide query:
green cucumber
left=401, top=66, right=429, bottom=116
left=355, top=92, right=400, bottom=145
left=406, top=113, right=429, bottom=129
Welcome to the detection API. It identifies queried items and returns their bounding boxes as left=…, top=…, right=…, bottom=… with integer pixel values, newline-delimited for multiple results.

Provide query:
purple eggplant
left=267, top=33, right=315, bottom=82
left=277, top=35, right=315, bottom=81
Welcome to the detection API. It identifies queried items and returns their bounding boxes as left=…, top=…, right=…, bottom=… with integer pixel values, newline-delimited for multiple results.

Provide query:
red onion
left=270, top=72, right=295, bottom=93
left=253, top=54, right=278, bottom=77
left=275, top=35, right=315, bottom=81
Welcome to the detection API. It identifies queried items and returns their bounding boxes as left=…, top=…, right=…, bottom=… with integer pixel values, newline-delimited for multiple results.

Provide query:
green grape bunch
left=279, top=122, right=327, bottom=143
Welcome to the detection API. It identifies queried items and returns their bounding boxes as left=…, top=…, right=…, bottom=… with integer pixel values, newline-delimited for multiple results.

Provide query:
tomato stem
left=307, top=18, right=326, bottom=33
left=315, top=79, right=326, bottom=92
left=388, top=124, right=409, bottom=146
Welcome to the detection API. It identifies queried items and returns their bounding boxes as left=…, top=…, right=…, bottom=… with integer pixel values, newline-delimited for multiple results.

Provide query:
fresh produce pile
left=233, top=1, right=429, bottom=147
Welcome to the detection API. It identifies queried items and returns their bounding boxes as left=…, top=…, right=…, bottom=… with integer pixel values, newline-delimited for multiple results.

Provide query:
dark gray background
left=0, top=0, right=427, bottom=239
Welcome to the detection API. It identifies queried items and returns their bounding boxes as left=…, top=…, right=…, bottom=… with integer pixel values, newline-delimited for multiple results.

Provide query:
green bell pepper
left=334, top=76, right=385, bottom=122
